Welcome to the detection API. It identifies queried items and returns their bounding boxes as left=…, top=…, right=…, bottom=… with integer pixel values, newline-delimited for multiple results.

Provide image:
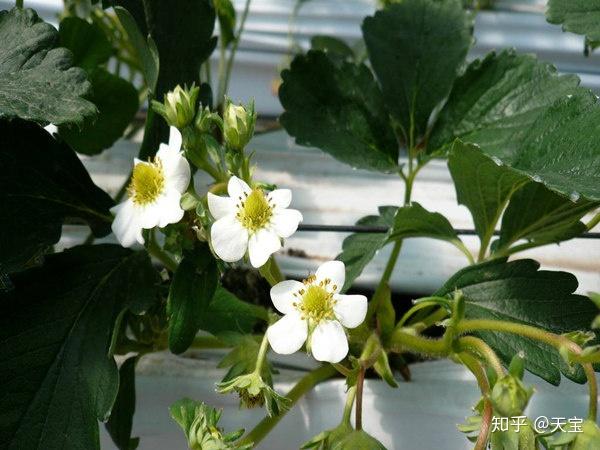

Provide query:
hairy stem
left=253, top=333, right=270, bottom=375
left=240, top=365, right=337, bottom=446
left=458, top=335, right=504, bottom=378
left=355, top=367, right=365, bottom=431
left=460, top=353, right=493, bottom=450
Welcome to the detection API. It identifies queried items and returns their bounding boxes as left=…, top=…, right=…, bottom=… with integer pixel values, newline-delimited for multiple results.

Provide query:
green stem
left=458, top=319, right=598, bottom=420
left=16, top=0, right=23, bottom=8
left=587, top=211, right=600, bottom=231
left=216, top=39, right=227, bottom=107
left=342, top=386, right=357, bottom=425
left=389, top=329, right=449, bottom=356
left=146, top=230, right=178, bottom=272
left=397, top=299, right=447, bottom=328
left=332, top=362, right=352, bottom=377
left=222, top=0, right=252, bottom=100
left=240, top=365, right=337, bottom=446
left=458, top=335, right=504, bottom=378
left=253, top=333, right=270, bottom=375
left=258, top=256, right=284, bottom=286
left=459, top=353, right=493, bottom=450
left=367, top=241, right=402, bottom=323
left=452, top=239, right=475, bottom=265
left=355, top=367, right=365, bottom=431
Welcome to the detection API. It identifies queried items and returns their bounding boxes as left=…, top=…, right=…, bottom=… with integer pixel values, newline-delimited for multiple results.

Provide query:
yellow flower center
left=237, top=189, right=273, bottom=231
left=128, top=160, right=165, bottom=205
left=293, top=275, right=338, bottom=322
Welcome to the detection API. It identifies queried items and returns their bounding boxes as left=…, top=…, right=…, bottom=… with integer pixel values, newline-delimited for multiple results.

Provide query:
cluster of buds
left=152, top=84, right=199, bottom=129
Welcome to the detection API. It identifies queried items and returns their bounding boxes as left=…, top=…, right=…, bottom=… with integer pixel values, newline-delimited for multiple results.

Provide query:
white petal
left=270, top=280, right=304, bottom=314
left=211, top=215, right=249, bottom=262
left=267, top=189, right=292, bottom=209
left=207, top=192, right=235, bottom=220
left=333, top=294, right=368, bottom=329
left=248, top=229, right=281, bottom=268
left=310, top=320, right=349, bottom=363
left=271, top=208, right=303, bottom=238
left=155, top=189, right=185, bottom=228
left=157, top=146, right=190, bottom=194
left=267, top=312, right=308, bottom=355
left=138, top=202, right=162, bottom=229
left=133, top=157, right=144, bottom=166
left=111, top=199, right=143, bottom=247
left=315, top=260, right=345, bottom=290
left=227, top=176, right=251, bottom=200
left=168, top=126, right=182, bottom=151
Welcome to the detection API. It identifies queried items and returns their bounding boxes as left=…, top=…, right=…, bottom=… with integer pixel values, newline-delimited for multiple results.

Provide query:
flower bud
left=216, top=372, right=289, bottom=417
left=332, top=430, right=387, bottom=449
left=153, top=84, right=199, bottom=129
left=223, top=98, right=256, bottom=151
left=490, top=374, right=533, bottom=417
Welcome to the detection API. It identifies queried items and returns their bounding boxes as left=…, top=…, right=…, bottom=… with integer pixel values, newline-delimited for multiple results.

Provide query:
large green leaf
left=0, top=119, right=114, bottom=273
left=58, top=16, right=113, bottom=72
left=279, top=50, right=398, bottom=172
left=105, top=356, right=139, bottom=450
left=492, top=91, right=600, bottom=201
left=362, top=0, right=472, bottom=142
left=435, top=258, right=598, bottom=384
left=59, top=68, right=139, bottom=155
left=388, top=202, right=461, bottom=244
left=547, top=0, right=600, bottom=42
left=0, top=8, right=96, bottom=125
left=167, top=245, right=219, bottom=354
left=428, top=50, right=580, bottom=156
left=0, top=244, right=160, bottom=450
left=448, top=141, right=528, bottom=255
left=497, top=182, right=598, bottom=252
left=337, top=206, right=397, bottom=292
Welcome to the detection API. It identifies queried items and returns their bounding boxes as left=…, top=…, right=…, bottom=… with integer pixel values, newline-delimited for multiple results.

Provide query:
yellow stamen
left=238, top=189, right=273, bottom=231
left=128, top=160, right=165, bottom=205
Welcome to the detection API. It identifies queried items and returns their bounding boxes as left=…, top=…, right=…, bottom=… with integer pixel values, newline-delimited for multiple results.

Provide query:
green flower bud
left=223, top=98, right=256, bottom=151
left=216, top=372, right=289, bottom=417
left=490, top=374, right=533, bottom=417
left=152, top=84, right=199, bottom=129
left=331, top=430, right=387, bottom=450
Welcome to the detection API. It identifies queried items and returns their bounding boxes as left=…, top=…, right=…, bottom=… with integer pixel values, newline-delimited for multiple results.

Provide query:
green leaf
left=428, top=50, right=580, bottom=156
left=105, top=356, right=139, bottom=450
left=279, top=50, right=398, bottom=172
left=167, top=244, right=219, bottom=354
left=448, top=141, right=528, bottom=255
left=547, top=0, right=600, bottom=42
left=114, top=6, right=159, bottom=93
left=489, top=91, right=600, bottom=201
left=198, top=287, right=267, bottom=336
left=0, top=244, right=160, bottom=450
left=0, top=119, right=114, bottom=273
left=362, top=0, right=472, bottom=142
left=0, top=8, right=96, bottom=125
left=310, top=35, right=355, bottom=61
left=214, top=0, right=236, bottom=47
left=337, top=206, right=397, bottom=292
left=435, top=258, right=598, bottom=384
left=374, top=349, right=398, bottom=388
left=497, top=182, right=599, bottom=252
left=59, top=68, right=139, bottom=155
left=388, top=202, right=461, bottom=244
left=58, top=16, right=113, bottom=71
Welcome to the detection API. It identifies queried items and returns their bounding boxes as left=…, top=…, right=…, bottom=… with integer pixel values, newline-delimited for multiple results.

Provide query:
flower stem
left=355, top=367, right=365, bottom=431
left=258, top=256, right=284, bottom=286
left=253, top=333, right=270, bottom=375
left=240, top=364, right=337, bottom=446
left=458, top=335, right=504, bottom=378
left=146, top=230, right=178, bottom=272
left=342, top=386, right=357, bottom=425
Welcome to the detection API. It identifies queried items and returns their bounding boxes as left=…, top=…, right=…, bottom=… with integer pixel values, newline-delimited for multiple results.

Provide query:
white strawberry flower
left=111, top=126, right=191, bottom=247
left=207, top=176, right=303, bottom=268
left=266, top=261, right=367, bottom=363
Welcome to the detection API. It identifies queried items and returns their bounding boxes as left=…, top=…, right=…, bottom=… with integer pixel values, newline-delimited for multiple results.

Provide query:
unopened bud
left=153, top=84, right=199, bottom=129
left=223, top=98, right=256, bottom=151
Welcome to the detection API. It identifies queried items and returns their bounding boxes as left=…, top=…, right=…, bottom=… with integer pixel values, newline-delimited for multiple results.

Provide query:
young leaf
left=435, top=258, right=598, bottom=385
left=337, top=206, right=397, bottom=292
left=59, top=68, right=139, bottom=155
left=497, top=182, right=599, bottom=252
left=167, top=244, right=219, bottom=354
left=0, top=245, right=160, bottom=450
left=428, top=50, right=580, bottom=156
left=448, top=141, right=528, bottom=256
left=0, top=7, right=96, bottom=125
left=105, top=356, right=140, bottom=450
left=279, top=50, right=398, bottom=172
left=362, top=0, right=472, bottom=142
left=58, top=16, right=113, bottom=72
left=547, top=0, right=600, bottom=43
left=0, top=119, right=114, bottom=273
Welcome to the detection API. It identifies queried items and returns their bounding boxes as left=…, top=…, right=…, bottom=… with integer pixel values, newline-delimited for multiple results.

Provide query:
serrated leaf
left=362, top=0, right=472, bottom=142
left=0, top=8, right=96, bottom=125
left=310, top=35, right=354, bottom=61
left=497, top=182, right=598, bottom=252
left=58, top=16, right=113, bottom=72
left=435, top=258, right=598, bottom=384
left=448, top=141, right=528, bottom=255
left=59, top=68, right=139, bottom=155
left=167, top=244, right=219, bottom=354
left=337, top=206, right=397, bottom=292
left=214, top=0, right=236, bottom=47
left=105, top=356, right=139, bottom=450
left=279, top=50, right=398, bottom=172
left=0, top=119, right=114, bottom=273
left=546, top=0, right=600, bottom=42
left=0, top=244, right=160, bottom=450
left=428, top=50, right=580, bottom=156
